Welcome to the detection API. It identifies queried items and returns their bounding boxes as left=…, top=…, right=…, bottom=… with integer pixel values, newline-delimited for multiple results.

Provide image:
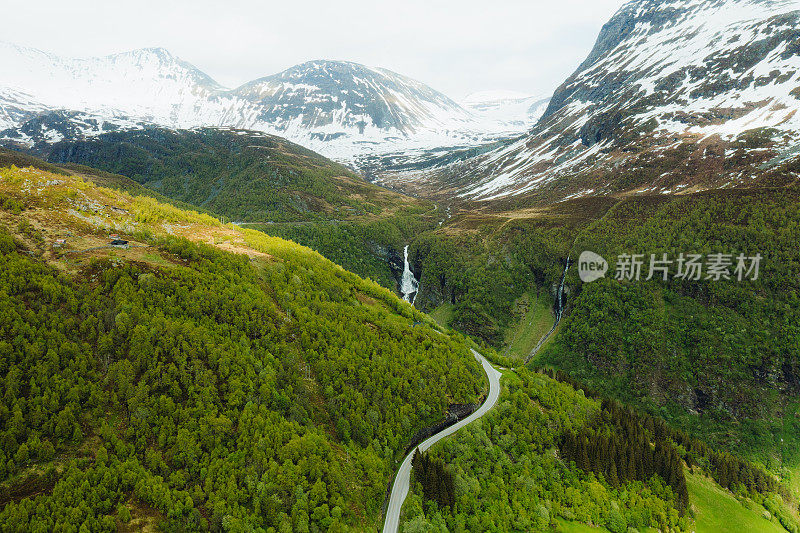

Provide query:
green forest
left=402, top=369, right=691, bottom=532
left=2, top=147, right=800, bottom=532
left=539, top=189, right=800, bottom=465
left=0, top=165, right=487, bottom=531
left=367, top=186, right=800, bottom=531
left=357, top=186, right=800, bottom=476
left=246, top=210, right=438, bottom=291
left=403, top=369, right=796, bottom=532
left=44, top=128, right=429, bottom=223
left=0, top=2, right=796, bottom=528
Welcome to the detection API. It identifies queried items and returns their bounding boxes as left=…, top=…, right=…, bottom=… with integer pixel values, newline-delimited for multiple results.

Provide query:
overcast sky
left=5, top=0, right=626, bottom=100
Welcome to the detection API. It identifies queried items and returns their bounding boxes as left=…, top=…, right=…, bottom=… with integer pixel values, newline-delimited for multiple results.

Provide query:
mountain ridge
left=380, top=0, right=800, bottom=202
left=0, top=44, right=534, bottom=165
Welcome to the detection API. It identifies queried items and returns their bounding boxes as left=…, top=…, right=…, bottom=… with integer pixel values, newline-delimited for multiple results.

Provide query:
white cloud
left=3, top=0, right=626, bottom=100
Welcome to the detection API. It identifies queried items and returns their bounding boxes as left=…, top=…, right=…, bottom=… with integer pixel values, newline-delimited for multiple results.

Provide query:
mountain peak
left=111, top=46, right=176, bottom=61
left=0, top=44, right=530, bottom=165
left=296, top=59, right=369, bottom=69
left=233, top=59, right=470, bottom=138
left=249, top=59, right=408, bottom=87
left=389, top=0, right=800, bottom=202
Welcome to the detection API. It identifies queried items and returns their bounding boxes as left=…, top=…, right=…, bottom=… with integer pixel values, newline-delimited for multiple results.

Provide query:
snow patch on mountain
left=462, top=90, right=551, bottom=130
left=0, top=43, right=538, bottom=165
left=436, top=0, right=800, bottom=201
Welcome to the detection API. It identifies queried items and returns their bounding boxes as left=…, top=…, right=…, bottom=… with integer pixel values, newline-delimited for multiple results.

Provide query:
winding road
left=382, top=349, right=502, bottom=533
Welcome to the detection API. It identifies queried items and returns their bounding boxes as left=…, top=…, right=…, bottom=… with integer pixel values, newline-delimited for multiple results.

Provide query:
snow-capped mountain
left=227, top=60, right=503, bottom=162
left=236, top=60, right=472, bottom=137
left=388, top=0, right=800, bottom=201
left=0, top=43, right=533, bottom=163
left=0, top=86, right=51, bottom=131
left=0, top=109, right=150, bottom=151
left=0, top=42, right=224, bottom=127
left=462, top=90, right=550, bottom=129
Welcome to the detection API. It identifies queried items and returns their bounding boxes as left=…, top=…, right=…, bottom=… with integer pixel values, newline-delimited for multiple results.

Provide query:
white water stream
left=400, top=245, right=419, bottom=305
left=525, top=257, right=570, bottom=363
left=554, top=256, right=570, bottom=322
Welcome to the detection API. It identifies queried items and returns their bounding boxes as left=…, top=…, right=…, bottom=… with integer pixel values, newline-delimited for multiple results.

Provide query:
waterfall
left=554, top=257, right=570, bottom=323
left=400, top=245, right=419, bottom=304
left=526, top=256, right=570, bottom=363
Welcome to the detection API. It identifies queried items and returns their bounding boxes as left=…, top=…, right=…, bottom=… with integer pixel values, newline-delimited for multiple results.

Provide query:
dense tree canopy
left=403, top=370, right=689, bottom=532
left=46, top=128, right=428, bottom=223
left=0, top=174, right=485, bottom=531
left=541, top=190, right=800, bottom=463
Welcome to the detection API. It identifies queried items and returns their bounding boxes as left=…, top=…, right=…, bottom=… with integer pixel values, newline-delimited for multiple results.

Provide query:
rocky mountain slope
left=382, top=0, right=800, bottom=201
left=235, top=60, right=471, bottom=137
left=0, top=43, right=530, bottom=164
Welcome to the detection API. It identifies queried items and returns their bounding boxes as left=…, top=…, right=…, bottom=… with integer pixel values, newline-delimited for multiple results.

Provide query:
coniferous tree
left=608, top=461, right=619, bottom=488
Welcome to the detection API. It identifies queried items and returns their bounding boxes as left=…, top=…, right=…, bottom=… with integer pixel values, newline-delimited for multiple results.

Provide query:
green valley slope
left=43, top=127, right=432, bottom=223
left=0, top=164, right=484, bottom=531
left=4, top=132, right=440, bottom=291
left=391, top=181, right=800, bottom=530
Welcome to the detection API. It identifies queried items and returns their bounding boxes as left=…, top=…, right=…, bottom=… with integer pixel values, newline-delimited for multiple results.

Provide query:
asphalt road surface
left=382, top=349, right=502, bottom=533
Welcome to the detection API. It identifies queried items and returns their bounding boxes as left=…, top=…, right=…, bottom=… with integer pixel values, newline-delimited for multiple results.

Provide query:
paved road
left=382, top=349, right=502, bottom=533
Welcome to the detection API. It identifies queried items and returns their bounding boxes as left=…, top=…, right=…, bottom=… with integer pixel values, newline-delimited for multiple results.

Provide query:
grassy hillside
left=687, top=473, right=785, bottom=533
left=2, top=145, right=439, bottom=294
left=45, top=127, right=432, bottom=223
left=0, top=164, right=485, bottom=531
left=35, top=128, right=438, bottom=293
left=501, top=290, right=554, bottom=360
left=0, top=147, right=211, bottom=214
left=0, top=148, right=71, bottom=176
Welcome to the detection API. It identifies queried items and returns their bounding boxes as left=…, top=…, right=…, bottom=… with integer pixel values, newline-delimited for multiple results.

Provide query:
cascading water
left=526, top=257, right=570, bottom=363
left=554, top=256, right=570, bottom=323
left=400, top=245, right=419, bottom=305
